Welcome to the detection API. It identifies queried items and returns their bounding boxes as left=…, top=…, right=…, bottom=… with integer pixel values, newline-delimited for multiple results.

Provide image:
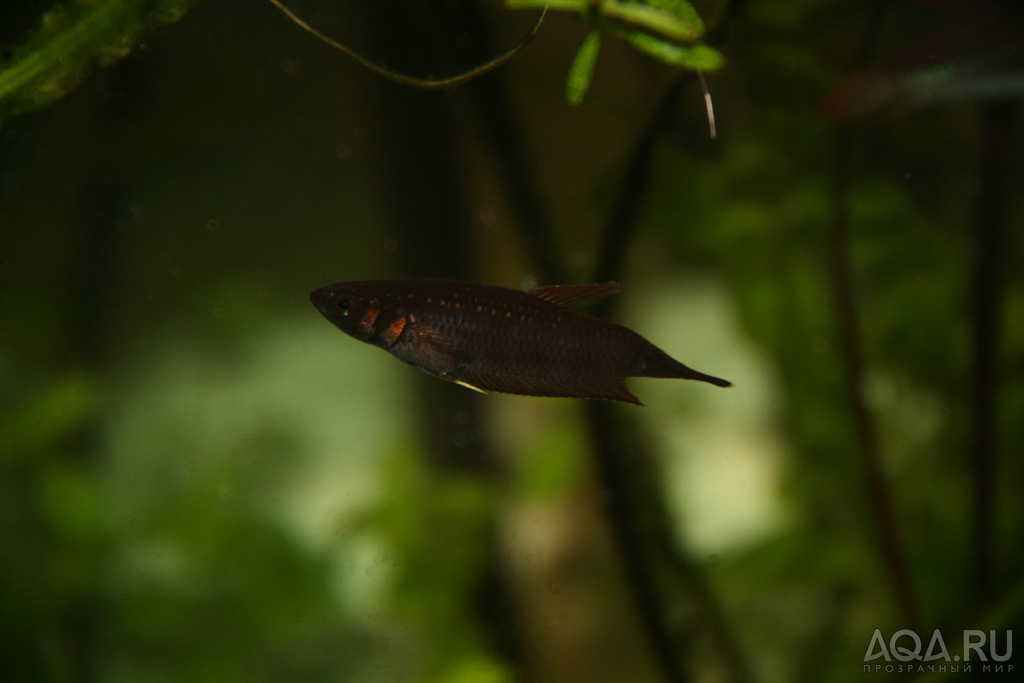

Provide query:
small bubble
left=214, top=307, right=225, bottom=319
left=335, top=143, right=351, bottom=159
left=159, top=252, right=182, bottom=278
left=206, top=219, right=219, bottom=231
left=519, top=275, right=539, bottom=291
left=455, top=410, right=471, bottom=425
left=384, top=238, right=398, bottom=253
left=478, top=205, right=497, bottom=228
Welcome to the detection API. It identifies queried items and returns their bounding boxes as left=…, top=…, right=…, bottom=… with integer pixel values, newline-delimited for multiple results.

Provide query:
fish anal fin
left=604, top=380, right=643, bottom=406
left=448, top=367, right=642, bottom=405
left=530, top=282, right=621, bottom=308
left=451, top=379, right=489, bottom=394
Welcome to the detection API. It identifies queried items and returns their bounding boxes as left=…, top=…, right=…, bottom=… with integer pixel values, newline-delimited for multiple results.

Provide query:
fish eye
left=335, top=298, right=352, bottom=315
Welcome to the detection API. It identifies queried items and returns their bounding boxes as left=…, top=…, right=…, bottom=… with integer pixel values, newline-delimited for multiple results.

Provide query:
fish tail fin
left=636, top=349, right=732, bottom=388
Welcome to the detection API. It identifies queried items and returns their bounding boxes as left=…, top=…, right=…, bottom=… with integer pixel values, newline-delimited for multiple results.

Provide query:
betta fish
left=310, top=279, right=730, bottom=405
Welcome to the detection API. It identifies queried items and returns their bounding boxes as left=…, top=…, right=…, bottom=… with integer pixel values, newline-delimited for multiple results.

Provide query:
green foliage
left=513, top=424, right=588, bottom=500
left=346, top=444, right=509, bottom=680
left=39, top=463, right=106, bottom=545
left=0, top=371, right=100, bottom=462
left=566, top=30, right=602, bottom=105
left=508, top=0, right=724, bottom=103
left=622, top=33, right=724, bottom=71
left=600, top=0, right=705, bottom=43
left=0, top=0, right=200, bottom=126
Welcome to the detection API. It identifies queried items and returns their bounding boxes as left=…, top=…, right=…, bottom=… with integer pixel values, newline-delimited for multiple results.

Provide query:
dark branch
left=971, top=100, right=1014, bottom=599
left=585, top=403, right=691, bottom=683
left=587, top=77, right=753, bottom=682
left=825, top=0, right=919, bottom=630
left=828, top=128, right=919, bottom=629
left=593, top=77, right=685, bottom=292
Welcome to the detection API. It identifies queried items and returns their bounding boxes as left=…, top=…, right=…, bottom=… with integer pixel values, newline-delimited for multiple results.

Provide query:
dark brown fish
left=310, top=279, right=731, bottom=405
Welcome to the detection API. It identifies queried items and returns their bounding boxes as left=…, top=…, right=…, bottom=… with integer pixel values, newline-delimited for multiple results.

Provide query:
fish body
left=310, top=279, right=730, bottom=405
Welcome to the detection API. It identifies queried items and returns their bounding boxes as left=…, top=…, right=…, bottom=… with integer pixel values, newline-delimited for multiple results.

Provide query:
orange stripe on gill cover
left=359, top=307, right=380, bottom=334
left=380, top=316, right=407, bottom=346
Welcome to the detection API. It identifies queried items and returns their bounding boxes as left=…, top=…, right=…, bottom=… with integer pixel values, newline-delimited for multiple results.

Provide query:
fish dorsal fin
left=530, top=282, right=621, bottom=308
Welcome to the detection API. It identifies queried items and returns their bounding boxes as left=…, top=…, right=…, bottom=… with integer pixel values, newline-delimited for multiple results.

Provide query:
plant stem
left=971, top=100, right=1014, bottom=600
left=585, top=402, right=691, bottom=683
left=588, top=76, right=753, bottom=683
left=828, top=128, right=918, bottom=629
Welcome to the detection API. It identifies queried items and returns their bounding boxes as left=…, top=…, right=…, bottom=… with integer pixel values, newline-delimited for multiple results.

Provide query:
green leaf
left=429, top=656, right=512, bottom=683
left=566, top=30, right=602, bottom=105
left=505, top=0, right=584, bottom=9
left=622, top=32, right=725, bottom=71
left=0, top=0, right=200, bottom=127
left=601, top=0, right=706, bottom=43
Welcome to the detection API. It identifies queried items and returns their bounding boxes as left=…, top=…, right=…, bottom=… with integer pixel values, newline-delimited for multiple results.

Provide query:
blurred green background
left=2, top=0, right=1023, bottom=681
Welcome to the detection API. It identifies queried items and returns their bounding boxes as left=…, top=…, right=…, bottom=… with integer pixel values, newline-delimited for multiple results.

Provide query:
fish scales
left=418, top=290, right=611, bottom=372
left=345, top=281, right=639, bottom=388
left=310, top=279, right=731, bottom=405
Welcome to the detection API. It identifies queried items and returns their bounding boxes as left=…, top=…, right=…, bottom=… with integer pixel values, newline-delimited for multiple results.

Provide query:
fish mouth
left=309, top=287, right=333, bottom=315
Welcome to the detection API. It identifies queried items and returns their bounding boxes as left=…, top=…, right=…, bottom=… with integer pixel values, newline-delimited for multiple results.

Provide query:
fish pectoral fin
left=529, top=282, right=621, bottom=308
left=393, top=325, right=472, bottom=375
